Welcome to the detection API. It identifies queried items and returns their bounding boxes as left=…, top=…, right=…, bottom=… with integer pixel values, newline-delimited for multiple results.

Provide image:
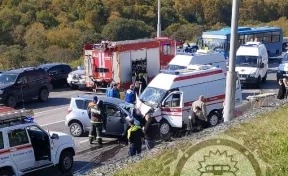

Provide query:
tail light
left=67, top=108, right=72, bottom=114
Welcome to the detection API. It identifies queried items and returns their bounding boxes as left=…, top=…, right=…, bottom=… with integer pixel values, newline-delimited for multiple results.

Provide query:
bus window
left=245, top=34, right=254, bottom=43
left=254, top=33, right=263, bottom=42
left=263, top=32, right=272, bottom=43
left=272, top=32, right=280, bottom=42
left=238, top=35, right=245, bottom=45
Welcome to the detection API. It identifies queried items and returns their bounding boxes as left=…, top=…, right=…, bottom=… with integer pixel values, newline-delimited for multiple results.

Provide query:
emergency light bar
left=0, top=109, right=34, bottom=122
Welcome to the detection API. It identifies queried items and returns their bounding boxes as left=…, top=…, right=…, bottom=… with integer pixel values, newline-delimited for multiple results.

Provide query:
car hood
left=235, top=67, right=258, bottom=75
left=278, top=63, right=288, bottom=71
left=49, top=131, right=75, bottom=146
left=0, top=83, right=12, bottom=89
left=70, top=70, right=85, bottom=75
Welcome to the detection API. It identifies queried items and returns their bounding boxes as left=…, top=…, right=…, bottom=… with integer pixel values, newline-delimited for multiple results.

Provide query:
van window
left=163, top=44, right=171, bottom=55
left=236, top=56, right=258, bottom=67
left=166, top=65, right=187, bottom=71
left=164, top=93, right=181, bottom=107
left=139, top=87, right=167, bottom=107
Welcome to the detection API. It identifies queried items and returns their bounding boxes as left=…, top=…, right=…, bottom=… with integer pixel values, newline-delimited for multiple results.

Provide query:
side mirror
left=51, top=133, right=59, bottom=140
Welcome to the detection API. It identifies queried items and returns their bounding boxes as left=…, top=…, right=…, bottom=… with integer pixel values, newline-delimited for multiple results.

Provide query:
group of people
left=277, top=78, right=288, bottom=99
left=86, top=95, right=158, bottom=156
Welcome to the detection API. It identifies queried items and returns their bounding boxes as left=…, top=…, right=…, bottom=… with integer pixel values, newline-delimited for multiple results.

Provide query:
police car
left=0, top=109, right=75, bottom=176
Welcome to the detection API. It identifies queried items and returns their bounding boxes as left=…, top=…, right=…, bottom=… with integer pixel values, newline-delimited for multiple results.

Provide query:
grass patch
left=114, top=105, right=288, bottom=176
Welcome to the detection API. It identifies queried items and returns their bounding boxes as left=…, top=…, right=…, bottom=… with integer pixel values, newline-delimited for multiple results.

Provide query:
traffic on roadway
left=0, top=31, right=286, bottom=175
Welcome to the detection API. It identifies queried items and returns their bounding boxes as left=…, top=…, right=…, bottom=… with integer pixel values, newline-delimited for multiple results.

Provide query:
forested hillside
left=0, top=0, right=288, bottom=69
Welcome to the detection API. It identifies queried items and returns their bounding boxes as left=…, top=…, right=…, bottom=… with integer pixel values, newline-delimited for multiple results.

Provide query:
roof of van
left=236, top=43, right=265, bottom=56
left=148, top=67, right=225, bottom=90
left=169, top=52, right=225, bottom=66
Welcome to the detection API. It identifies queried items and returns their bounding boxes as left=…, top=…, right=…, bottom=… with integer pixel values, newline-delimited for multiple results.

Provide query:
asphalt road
left=17, top=58, right=281, bottom=176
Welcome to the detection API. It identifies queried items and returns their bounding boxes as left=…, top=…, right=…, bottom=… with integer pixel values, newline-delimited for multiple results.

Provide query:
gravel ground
left=75, top=97, right=287, bottom=176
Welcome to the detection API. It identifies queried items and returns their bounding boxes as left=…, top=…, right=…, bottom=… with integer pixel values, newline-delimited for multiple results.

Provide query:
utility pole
left=223, top=0, right=239, bottom=122
left=157, top=0, right=161, bottom=37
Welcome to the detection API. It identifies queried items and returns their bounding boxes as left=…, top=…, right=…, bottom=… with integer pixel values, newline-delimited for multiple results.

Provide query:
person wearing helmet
left=87, top=96, right=104, bottom=145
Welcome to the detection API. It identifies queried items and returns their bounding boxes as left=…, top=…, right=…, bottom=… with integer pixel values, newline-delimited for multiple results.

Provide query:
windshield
left=118, top=102, right=135, bottom=115
left=202, top=38, right=227, bottom=51
left=236, top=56, right=258, bottom=67
left=282, top=55, right=288, bottom=63
left=0, top=74, right=17, bottom=83
left=139, top=87, right=167, bottom=107
left=166, top=65, right=187, bottom=71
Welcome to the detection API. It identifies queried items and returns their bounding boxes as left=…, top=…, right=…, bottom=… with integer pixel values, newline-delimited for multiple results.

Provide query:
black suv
left=37, top=63, right=72, bottom=87
left=0, top=67, right=52, bottom=108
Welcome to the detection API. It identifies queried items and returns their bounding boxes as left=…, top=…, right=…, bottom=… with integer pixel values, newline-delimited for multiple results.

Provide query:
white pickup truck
left=0, top=109, right=76, bottom=176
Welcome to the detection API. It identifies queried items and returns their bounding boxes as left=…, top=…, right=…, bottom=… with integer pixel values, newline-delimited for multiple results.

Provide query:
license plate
left=239, top=77, right=246, bottom=80
left=283, top=74, right=288, bottom=76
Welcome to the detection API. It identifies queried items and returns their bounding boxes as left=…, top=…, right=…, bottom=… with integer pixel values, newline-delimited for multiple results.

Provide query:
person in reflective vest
left=87, top=96, right=104, bottom=145
left=127, top=119, right=144, bottom=156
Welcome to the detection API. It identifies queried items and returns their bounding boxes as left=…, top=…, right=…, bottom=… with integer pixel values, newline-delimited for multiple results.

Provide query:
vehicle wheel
left=0, top=169, right=13, bottom=176
left=262, top=72, right=267, bottom=83
left=159, top=120, right=171, bottom=141
left=208, top=111, right=220, bottom=127
left=69, top=122, right=83, bottom=137
left=58, top=151, right=74, bottom=173
left=5, top=95, right=16, bottom=108
left=38, top=88, right=49, bottom=102
left=71, top=84, right=78, bottom=90
left=255, top=77, right=261, bottom=89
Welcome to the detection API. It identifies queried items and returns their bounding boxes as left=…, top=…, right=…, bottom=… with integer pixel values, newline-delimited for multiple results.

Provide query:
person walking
left=143, top=113, right=158, bottom=150
left=189, top=95, right=208, bottom=130
left=277, top=79, right=286, bottom=100
left=127, top=119, right=144, bottom=156
left=283, top=78, right=288, bottom=98
left=125, top=84, right=135, bottom=104
left=87, top=96, right=104, bottom=145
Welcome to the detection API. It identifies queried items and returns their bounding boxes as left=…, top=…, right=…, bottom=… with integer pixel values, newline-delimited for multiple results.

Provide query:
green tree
left=23, top=22, right=48, bottom=49
left=101, top=18, right=153, bottom=41
left=36, top=10, right=59, bottom=28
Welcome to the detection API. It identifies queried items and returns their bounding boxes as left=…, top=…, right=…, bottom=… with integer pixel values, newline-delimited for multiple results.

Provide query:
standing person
left=109, top=83, right=120, bottom=98
left=134, top=81, right=140, bottom=97
left=190, top=95, right=208, bottom=130
left=139, top=76, right=147, bottom=93
left=143, top=113, right=158, bottom=150
left=87, top=96, right=104, bottom=145
left=127, top=119, right=144, bottom=156
left=277, top=79, right=286, bottom=100
left=106, top=83, right=113, bottom=97
left=125, top=84, right=135, bottom=104
left=283, top=78, right=288, bottom=98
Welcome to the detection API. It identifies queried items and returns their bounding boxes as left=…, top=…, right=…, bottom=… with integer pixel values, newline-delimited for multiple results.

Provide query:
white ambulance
left=235, top=42, right=268, bottom=88
left=166, top=50, right=227, bottom=73
left=136, top=65, right=242, bottom=140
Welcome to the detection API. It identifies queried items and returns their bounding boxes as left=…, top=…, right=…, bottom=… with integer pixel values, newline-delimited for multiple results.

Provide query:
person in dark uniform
left=87, top=96, right=104, bottom=145
left=127, top=119, right=144, bottom=156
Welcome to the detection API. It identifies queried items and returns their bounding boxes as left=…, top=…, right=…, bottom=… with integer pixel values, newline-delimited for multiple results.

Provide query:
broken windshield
left=139, top=87, right=167, bottom=107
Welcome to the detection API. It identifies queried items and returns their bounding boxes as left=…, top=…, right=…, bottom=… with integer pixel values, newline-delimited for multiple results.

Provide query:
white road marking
left=40, top=120, right=66, bottom=127
left=34, top=106, right=68, bottom=115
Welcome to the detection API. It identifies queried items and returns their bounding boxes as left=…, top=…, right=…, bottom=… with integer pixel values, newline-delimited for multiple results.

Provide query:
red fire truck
left=83, top=37, right=181, bottom=92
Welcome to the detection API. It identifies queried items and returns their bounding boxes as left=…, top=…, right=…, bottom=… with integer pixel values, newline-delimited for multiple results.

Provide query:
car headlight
left=249, top=72, right=257, bottom=78
left=0, top=90, right=3, bottom=94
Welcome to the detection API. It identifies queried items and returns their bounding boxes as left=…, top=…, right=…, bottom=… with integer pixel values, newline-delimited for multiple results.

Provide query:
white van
left=166, top=50, right=227, bottom=73
left=235, top=42, right=268, bottom=88
left=136, top=65, right=242, bottom=140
